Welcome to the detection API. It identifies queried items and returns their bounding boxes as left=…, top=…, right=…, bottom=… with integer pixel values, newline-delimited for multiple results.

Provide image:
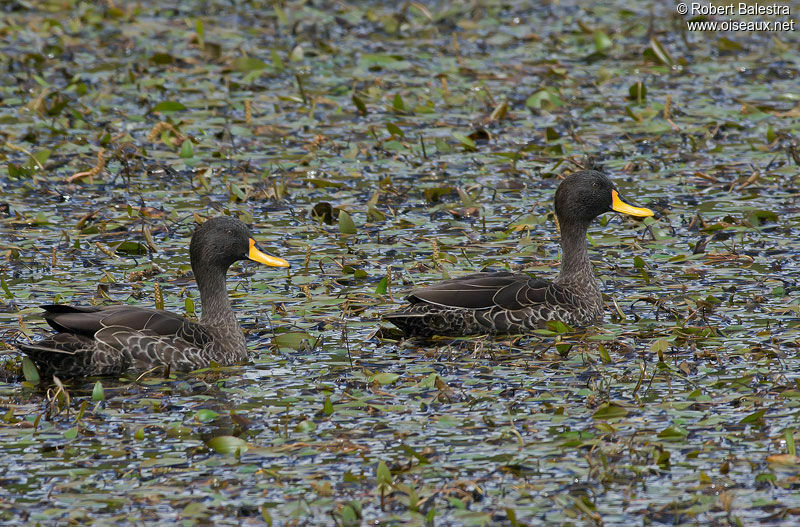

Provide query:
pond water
left=1, top=1, right=799, bottom=525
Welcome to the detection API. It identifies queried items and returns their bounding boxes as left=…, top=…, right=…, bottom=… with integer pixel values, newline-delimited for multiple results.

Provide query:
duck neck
left=195, top=264, right=238, bottom=330
left=555, top=219, right=594, bottom=285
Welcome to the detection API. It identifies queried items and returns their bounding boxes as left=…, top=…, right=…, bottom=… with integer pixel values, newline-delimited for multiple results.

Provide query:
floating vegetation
left=1, top=0, right=799, bottom=524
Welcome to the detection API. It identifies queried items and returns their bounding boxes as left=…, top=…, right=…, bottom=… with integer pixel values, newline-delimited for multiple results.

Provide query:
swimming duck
left=384, top=170, right=654, bottom=337
left=17, top=216, right=290, bottom=377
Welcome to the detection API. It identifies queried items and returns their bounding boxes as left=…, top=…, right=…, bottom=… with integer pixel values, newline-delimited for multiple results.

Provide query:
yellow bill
left=248, top=238, right=290, bottom=267
left=611, top=190, right=654, bottom=217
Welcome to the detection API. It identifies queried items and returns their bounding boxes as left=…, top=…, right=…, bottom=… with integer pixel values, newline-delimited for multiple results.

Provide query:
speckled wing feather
left=91, top=326, right=219, bottom=374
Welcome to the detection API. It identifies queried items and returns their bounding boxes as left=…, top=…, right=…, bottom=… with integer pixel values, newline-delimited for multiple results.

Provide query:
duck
left=383, top=170, right=654, bottom=337
left=16, top=216, right=290, bottom=377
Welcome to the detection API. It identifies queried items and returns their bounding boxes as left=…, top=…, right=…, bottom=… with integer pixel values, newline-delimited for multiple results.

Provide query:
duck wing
left=40, top=304, right=187, bottom=337
left=407, top=271, right=551, bottom=310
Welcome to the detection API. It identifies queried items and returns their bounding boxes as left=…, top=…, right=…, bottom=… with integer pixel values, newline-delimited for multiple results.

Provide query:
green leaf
left=323, top=395, right=334, bottom=416
left=207, top=435, right=248, bottom=454
left=371, top=372, right=400, bottom=385
left=0, top=275, right=13, bottom=299
left=179, top=139, right=194, bottom=158
left=393, top=93, right=405, bottom=112
left=594, top=30, right=612, bottom=52
left=592, top=403, right=629, bottom=420
left=657, top=426, right=689, bottom=441
left=21, top=357, right=40, bottom=384
left=272, top=331, right=312, bottom=351
left=525, top=89, right=564, bottom=110
left=114, top=241, right=148, bottom=256
left=650, top=338, right=669, bottom=354
left=717, top=37, right=743, bottom=52
left=598, top=344, right=611, bottom=364
left=295, top=419, right=315, bottom=433
left=230, top=183, right=247, bottom=201
left=149, top=52, right=174, bottom=65
left=289, top=45, right=304, bottom=62
left=185, top=296, right=196, bottom=316
left=352, top=94, right=367, bottom=116
left=92, top=380, right=104, bottom=401
left=63, top=427, right=78, bottom=440
left=386, top=122, right=404, bottom=138
left=32, top=148, right=51, bottom=167
left=270, top=49, right=284, bottom=71
left=195, top=409, right=219, bottom=422
left=645, top=36, right=674, bottom=65
left=376, top=460, right=392, bottom=485
left=628, top=81, right=647, bottom=103
left=195, top=19, right=204, bottom=48
left=181, top=502, right=207, bottom=519
left=740, top=408, right=767, bottom=424
left=375, top=276, right=388, bottom=295
left=452, top=132, right=476, bottom=151
left=424, top=186, right=454, bottom=203
left=546, top=320, right=573, bottom=334
left=786, top=428, right=796, bottom=456
left=232, top=57, right=268, bottom=73
left=340, top=504, right=359, bottom=525
left=338, top=210, right=357, bottom=234
left=150, top=101, right=187, bottom=113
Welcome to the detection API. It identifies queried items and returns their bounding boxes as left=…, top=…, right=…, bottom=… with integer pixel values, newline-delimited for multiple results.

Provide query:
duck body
left=384, top=170, right=653, bottom=338
left=385, top=270, right=603, bottom=338
left=20, top=304, right=244, bottom=377
left=17, top=216, right=289, bottom=378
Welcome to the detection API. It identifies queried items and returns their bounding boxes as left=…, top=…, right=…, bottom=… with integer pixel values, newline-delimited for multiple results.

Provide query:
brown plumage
left=383, top=170, right=654, bottom=337
left=17, top=216, right=289, bottom=377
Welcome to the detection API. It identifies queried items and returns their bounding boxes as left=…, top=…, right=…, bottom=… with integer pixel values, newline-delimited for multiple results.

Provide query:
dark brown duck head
left=189, top=216, right=289, bottom=324
left=554, top=170, right=654, bottom=226
left=189, top=216, right=289, bottom=274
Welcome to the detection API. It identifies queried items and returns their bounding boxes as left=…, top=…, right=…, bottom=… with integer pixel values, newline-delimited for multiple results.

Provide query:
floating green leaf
left=592, top=403, right=629, bottom=420
left=338, top=210, right=357, bottom=234
left=740, top=409, right=767, bottom=425
left=150, top=101, right=187, bottom=113
left=594, top=30, right=612, bottom=52
left=272, top=331, right=312, bottom=351
left=207, top=435, right=248, bottom=454
left=232, top=57, right=268, bottom=73
left=452, top=132, right=476, bottom=151
left=22, top=357, right=40, bottom=384
left=179, top=139, right=194, bottom=158
left=371, top=372, right=400, bottom=385
left=195, top=409, right=219, bottom=422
